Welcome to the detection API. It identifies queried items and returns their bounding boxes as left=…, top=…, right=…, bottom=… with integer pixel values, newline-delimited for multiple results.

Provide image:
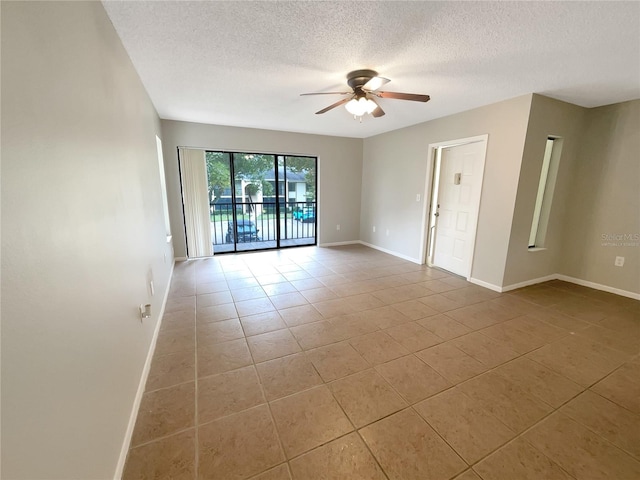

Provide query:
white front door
left=432, top=141, right=485, bottom=277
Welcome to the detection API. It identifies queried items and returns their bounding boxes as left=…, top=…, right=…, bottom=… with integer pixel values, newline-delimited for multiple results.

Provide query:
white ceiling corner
left=102, top=1, right=640, bottom=139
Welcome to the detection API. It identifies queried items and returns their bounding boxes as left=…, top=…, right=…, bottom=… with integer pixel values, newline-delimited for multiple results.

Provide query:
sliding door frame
left=182, top=148, right=317, bottom=255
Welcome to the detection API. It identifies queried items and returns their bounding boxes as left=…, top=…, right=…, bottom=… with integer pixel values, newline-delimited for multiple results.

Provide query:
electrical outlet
left=372, top=226, right=376, bottom=233
left=139, top=304, right=151, bottom=320
left=416, top=194, right=421, bottom=202
left=336, top=224, right=341, bottom=231
left=615, top=256, right=625, bottom=267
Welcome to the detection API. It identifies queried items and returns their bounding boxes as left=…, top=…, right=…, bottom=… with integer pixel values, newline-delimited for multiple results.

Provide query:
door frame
left=200, top=149, right=318, bottom=255
left=419, top=134, right=488, bottom=279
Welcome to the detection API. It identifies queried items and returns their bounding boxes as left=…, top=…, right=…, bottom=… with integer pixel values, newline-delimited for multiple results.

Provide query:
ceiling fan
left=301, top=69, right=430, bottom=118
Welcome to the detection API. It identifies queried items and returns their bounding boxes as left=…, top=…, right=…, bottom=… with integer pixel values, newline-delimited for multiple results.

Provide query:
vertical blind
left=178, top=148, right=213, bottom=257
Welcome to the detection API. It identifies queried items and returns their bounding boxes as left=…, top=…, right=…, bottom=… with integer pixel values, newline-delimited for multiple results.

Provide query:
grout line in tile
left=193, top=299, right=200, bottom=480
left=143, top=377, right=196, bottom=396
left=406, top=404, right=470, bottom=472
left=565, top=390, right=640, bottom=462
left=243, top=318, right=289, bottom=474
left=468, top=432, right=579, bottom=480
left=315, top=363, right=393, bottom=479
left=585, top=362, right=640, bottom=412
left=355, top=428, right=392, bottom=480
left=127, top=426, right=197, bottom=450
left=456, top=368, right=593, bottom=475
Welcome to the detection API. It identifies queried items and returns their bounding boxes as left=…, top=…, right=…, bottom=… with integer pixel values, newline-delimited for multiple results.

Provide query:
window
left=156, top=136, right=171, bottom=237
left=529, top=136, right=563, bottom=248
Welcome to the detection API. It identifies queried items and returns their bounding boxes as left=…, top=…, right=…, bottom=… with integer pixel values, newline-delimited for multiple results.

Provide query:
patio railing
left=210, top=201, right=316, bottom=249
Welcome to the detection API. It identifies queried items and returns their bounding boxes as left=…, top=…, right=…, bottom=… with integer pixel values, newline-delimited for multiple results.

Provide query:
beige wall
left=160, top=120, right=363, bottom=257
left=361, top=95, right=532, bottom=287
left=560, top=100, right=640, bottom=294
left=503, top=95, right=587, bottom=286
left=1, top=2, right=173, bottom=478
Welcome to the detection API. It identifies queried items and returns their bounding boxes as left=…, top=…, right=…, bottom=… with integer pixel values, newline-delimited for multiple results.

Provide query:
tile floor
left=123, top=245, right=640, bottom=480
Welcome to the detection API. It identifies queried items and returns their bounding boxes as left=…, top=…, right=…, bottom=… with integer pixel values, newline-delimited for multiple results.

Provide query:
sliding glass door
left=205, top=150, right=317, bottom=254
left=279, top=156, right=316, bottom=248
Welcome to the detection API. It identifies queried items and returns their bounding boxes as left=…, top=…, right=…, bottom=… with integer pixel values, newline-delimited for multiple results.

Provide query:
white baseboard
left=318, top=240, right=361, bottom=247
left=555, top=274, right=640, bottom=300
left=358, top=241, right=422, bottom=265
left=468, top=277, right=503, bottom=293
left=497, top=273, right=639, bottom=300
left=114, top=261, right=175, bottom=479
left=174, top=256, right=188, bottom=261
left=500, top=274, right=558, bottom=293
left=320, top=242, right=639, bottom=301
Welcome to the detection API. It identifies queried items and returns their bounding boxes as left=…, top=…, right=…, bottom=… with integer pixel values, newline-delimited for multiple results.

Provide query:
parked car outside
left=293, top=207, right=315, bottom=223
left=225, top=220, right=260, bottom=243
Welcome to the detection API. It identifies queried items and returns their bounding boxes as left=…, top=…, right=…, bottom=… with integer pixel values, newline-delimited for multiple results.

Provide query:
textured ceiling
left=102, top=1, right=640, bottom=139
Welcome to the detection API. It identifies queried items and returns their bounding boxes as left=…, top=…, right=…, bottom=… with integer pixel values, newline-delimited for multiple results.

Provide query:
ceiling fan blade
left=315, top=97, right=351, bottom=114
left=376, top=91, right=431, bottom=102
left=363, top=76, right=390, bottom=91
left=300, top=92, right=351, bottom=96
left=370, top=98, right=385, bottom=118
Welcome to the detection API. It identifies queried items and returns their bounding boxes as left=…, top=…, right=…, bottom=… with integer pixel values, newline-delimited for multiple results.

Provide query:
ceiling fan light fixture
left=345, top=97, right=377, bottom=116
left=302, top=69, right=428, bottom=119
left=362, top=76, right=387, bottom=91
